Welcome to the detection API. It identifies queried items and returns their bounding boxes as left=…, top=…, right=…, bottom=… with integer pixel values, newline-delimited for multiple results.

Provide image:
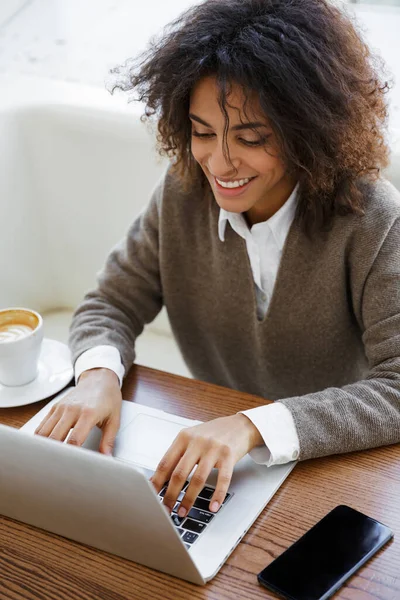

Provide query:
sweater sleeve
left=68, top=172, right=165, bottom=376
left=279, top=216, right=400, bottom=461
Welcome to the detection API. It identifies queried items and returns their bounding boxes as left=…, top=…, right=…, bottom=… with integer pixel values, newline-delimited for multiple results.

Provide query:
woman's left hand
left=150, top=413, right=263, bottom=519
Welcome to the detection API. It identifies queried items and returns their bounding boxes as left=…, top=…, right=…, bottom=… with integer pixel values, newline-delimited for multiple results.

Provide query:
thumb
left=99, top=418, right=119, bottom=456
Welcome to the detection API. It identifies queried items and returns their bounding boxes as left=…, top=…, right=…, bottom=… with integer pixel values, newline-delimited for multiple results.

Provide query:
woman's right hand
left=34, top=368, right=122, bottom=455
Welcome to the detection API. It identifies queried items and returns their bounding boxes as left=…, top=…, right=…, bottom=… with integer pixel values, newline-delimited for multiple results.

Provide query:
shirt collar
left=218, top=182, right=299, bottom=250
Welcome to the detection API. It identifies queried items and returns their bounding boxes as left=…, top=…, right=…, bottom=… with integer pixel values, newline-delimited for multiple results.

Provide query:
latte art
left=0, top=323, right=34, bottom=343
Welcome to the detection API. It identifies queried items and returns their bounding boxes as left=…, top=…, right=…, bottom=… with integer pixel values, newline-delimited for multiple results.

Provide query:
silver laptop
left=0, top=388, right=295, bottom=584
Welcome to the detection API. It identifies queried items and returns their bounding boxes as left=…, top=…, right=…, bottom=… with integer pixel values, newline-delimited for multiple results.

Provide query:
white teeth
left=216, top=177, right=253, bottom=189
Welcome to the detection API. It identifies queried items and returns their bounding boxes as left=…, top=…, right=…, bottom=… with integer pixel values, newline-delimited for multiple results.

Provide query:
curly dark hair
left=109, top=0, right=391, bottom=233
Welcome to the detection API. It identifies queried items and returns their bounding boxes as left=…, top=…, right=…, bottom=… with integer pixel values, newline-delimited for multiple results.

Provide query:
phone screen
left=258, top=505, right=393, bottom=600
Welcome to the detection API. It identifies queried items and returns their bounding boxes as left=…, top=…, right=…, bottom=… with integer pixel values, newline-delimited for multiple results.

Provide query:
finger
left=150, top=430, right=190, bottom=493
left=209, top=456, right=234, bottom=513
left=99, top=415, right=120, bottom=456
left=35, top=390, right=75, bottom=435
left=162, top=446, right=200, bottom=513
left=34, top=405, right=64, bottom=437
left=47, top=408, right=80, bottom=442
left=66, top=409, right=98, bottom=447
left=176, top=452, right=219, bottom=519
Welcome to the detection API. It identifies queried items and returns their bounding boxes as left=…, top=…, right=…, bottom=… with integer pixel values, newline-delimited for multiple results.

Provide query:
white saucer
left=0, top=338, right=74, bottom=408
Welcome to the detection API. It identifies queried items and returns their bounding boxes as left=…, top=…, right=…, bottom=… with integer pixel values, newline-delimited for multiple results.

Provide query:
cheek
left=255, top=152, right=286, bottom=177
left=190, top=140, right=204, bottom=164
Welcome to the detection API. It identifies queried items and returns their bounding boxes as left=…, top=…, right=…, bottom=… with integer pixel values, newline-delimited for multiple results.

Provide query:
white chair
left=0, top=76, right=191, bottom=377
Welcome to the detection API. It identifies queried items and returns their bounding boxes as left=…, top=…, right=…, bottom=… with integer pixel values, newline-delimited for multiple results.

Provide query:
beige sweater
left=69, top=167, right=400, bottom=461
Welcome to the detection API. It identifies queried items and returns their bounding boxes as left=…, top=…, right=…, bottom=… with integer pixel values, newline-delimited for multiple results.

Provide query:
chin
left=214, top=195, right=252, bottom=213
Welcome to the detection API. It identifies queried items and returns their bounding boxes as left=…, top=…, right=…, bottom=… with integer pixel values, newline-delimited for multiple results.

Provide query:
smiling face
left=189, top=76, right=297, bottom=224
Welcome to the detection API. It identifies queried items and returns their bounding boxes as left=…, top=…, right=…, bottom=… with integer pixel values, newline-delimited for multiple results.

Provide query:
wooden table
left=1, top=365, right=399, bottom=600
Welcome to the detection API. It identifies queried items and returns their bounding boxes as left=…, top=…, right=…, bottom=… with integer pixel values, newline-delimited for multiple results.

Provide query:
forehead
left=189, top=76, right=264, bottom=122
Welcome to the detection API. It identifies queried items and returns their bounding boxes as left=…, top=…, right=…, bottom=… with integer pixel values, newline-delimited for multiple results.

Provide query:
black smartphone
left=257, top=505, right=393, bottom=600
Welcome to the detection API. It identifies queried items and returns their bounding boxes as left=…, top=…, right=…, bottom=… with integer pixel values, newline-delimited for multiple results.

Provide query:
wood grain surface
left=1, top=365, right=399, bottom=600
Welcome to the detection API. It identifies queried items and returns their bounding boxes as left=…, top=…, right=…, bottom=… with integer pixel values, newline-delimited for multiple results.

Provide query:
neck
left=244, top=176, right=297, bottom=227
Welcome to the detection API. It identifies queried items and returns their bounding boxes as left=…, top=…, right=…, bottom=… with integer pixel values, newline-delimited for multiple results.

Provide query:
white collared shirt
left=75, top=184, right=301, bottom=467
left=218, top=183, right=298, bottom=320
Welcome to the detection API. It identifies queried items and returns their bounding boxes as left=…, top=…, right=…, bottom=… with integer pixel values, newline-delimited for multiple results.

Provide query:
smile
left=215, top=177, right=255, bottom=189
left=213, top=176, right=257, bottom=197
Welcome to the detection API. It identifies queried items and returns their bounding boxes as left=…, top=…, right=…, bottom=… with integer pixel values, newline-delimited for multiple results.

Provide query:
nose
left=206, top=140, right=240, bottom=178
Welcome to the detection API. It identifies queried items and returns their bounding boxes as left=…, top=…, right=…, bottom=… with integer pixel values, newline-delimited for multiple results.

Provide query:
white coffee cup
left=0, top=307, right=44, bottom=386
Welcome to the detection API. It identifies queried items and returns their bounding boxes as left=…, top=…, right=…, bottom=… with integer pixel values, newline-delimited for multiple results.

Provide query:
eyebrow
left=189, top=113, right=268, bottom=131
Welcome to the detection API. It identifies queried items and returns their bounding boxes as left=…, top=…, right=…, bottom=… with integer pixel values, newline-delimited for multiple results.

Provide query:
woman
left=36, top=0, right=400, bottom=521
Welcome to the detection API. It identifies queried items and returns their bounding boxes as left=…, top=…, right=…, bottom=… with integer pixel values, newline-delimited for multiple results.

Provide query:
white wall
left=0, top=0, right=399, bottom=133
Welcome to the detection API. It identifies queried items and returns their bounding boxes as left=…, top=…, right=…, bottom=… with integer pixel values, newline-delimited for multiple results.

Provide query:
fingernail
left=178, top=507, right=187, bottom=518
left=210, top=501, right=219, bottom=512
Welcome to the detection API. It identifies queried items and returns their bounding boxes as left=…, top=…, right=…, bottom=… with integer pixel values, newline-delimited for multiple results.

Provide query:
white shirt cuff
left=238, top=403, right=300, bottom=466
left=74, top=345, right=125, bottom=388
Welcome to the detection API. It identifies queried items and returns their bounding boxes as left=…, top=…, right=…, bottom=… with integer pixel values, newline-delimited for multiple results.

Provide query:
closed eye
left=191, top=132, right=269, bottom=147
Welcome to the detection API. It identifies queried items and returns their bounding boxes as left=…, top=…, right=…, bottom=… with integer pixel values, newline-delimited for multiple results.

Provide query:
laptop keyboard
left=158, top=481, right=232, bottom=550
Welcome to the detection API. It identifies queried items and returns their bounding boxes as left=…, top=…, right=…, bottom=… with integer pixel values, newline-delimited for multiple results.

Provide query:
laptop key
left=188, top=508, right=214, bottom=524
left=177, top=527, right=185, bottom=537
left=198, top=486, right=214, bottom=500
left=193, top=497, right=221, bottom=512
left=184, top=543, right=191, bottom=550
left=182, top=531, right=199, bottom=544
left=182, top=519, right=206, bottom=534
left=198, top=487, right=231, bottom=504
left=171, top=513, right=185, bottom=527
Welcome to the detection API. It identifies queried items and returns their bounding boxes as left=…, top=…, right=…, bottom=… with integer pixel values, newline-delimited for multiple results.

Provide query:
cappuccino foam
left=0, top=323, right=34, bottom=343
left=0, top=309, right=39, bottom=344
